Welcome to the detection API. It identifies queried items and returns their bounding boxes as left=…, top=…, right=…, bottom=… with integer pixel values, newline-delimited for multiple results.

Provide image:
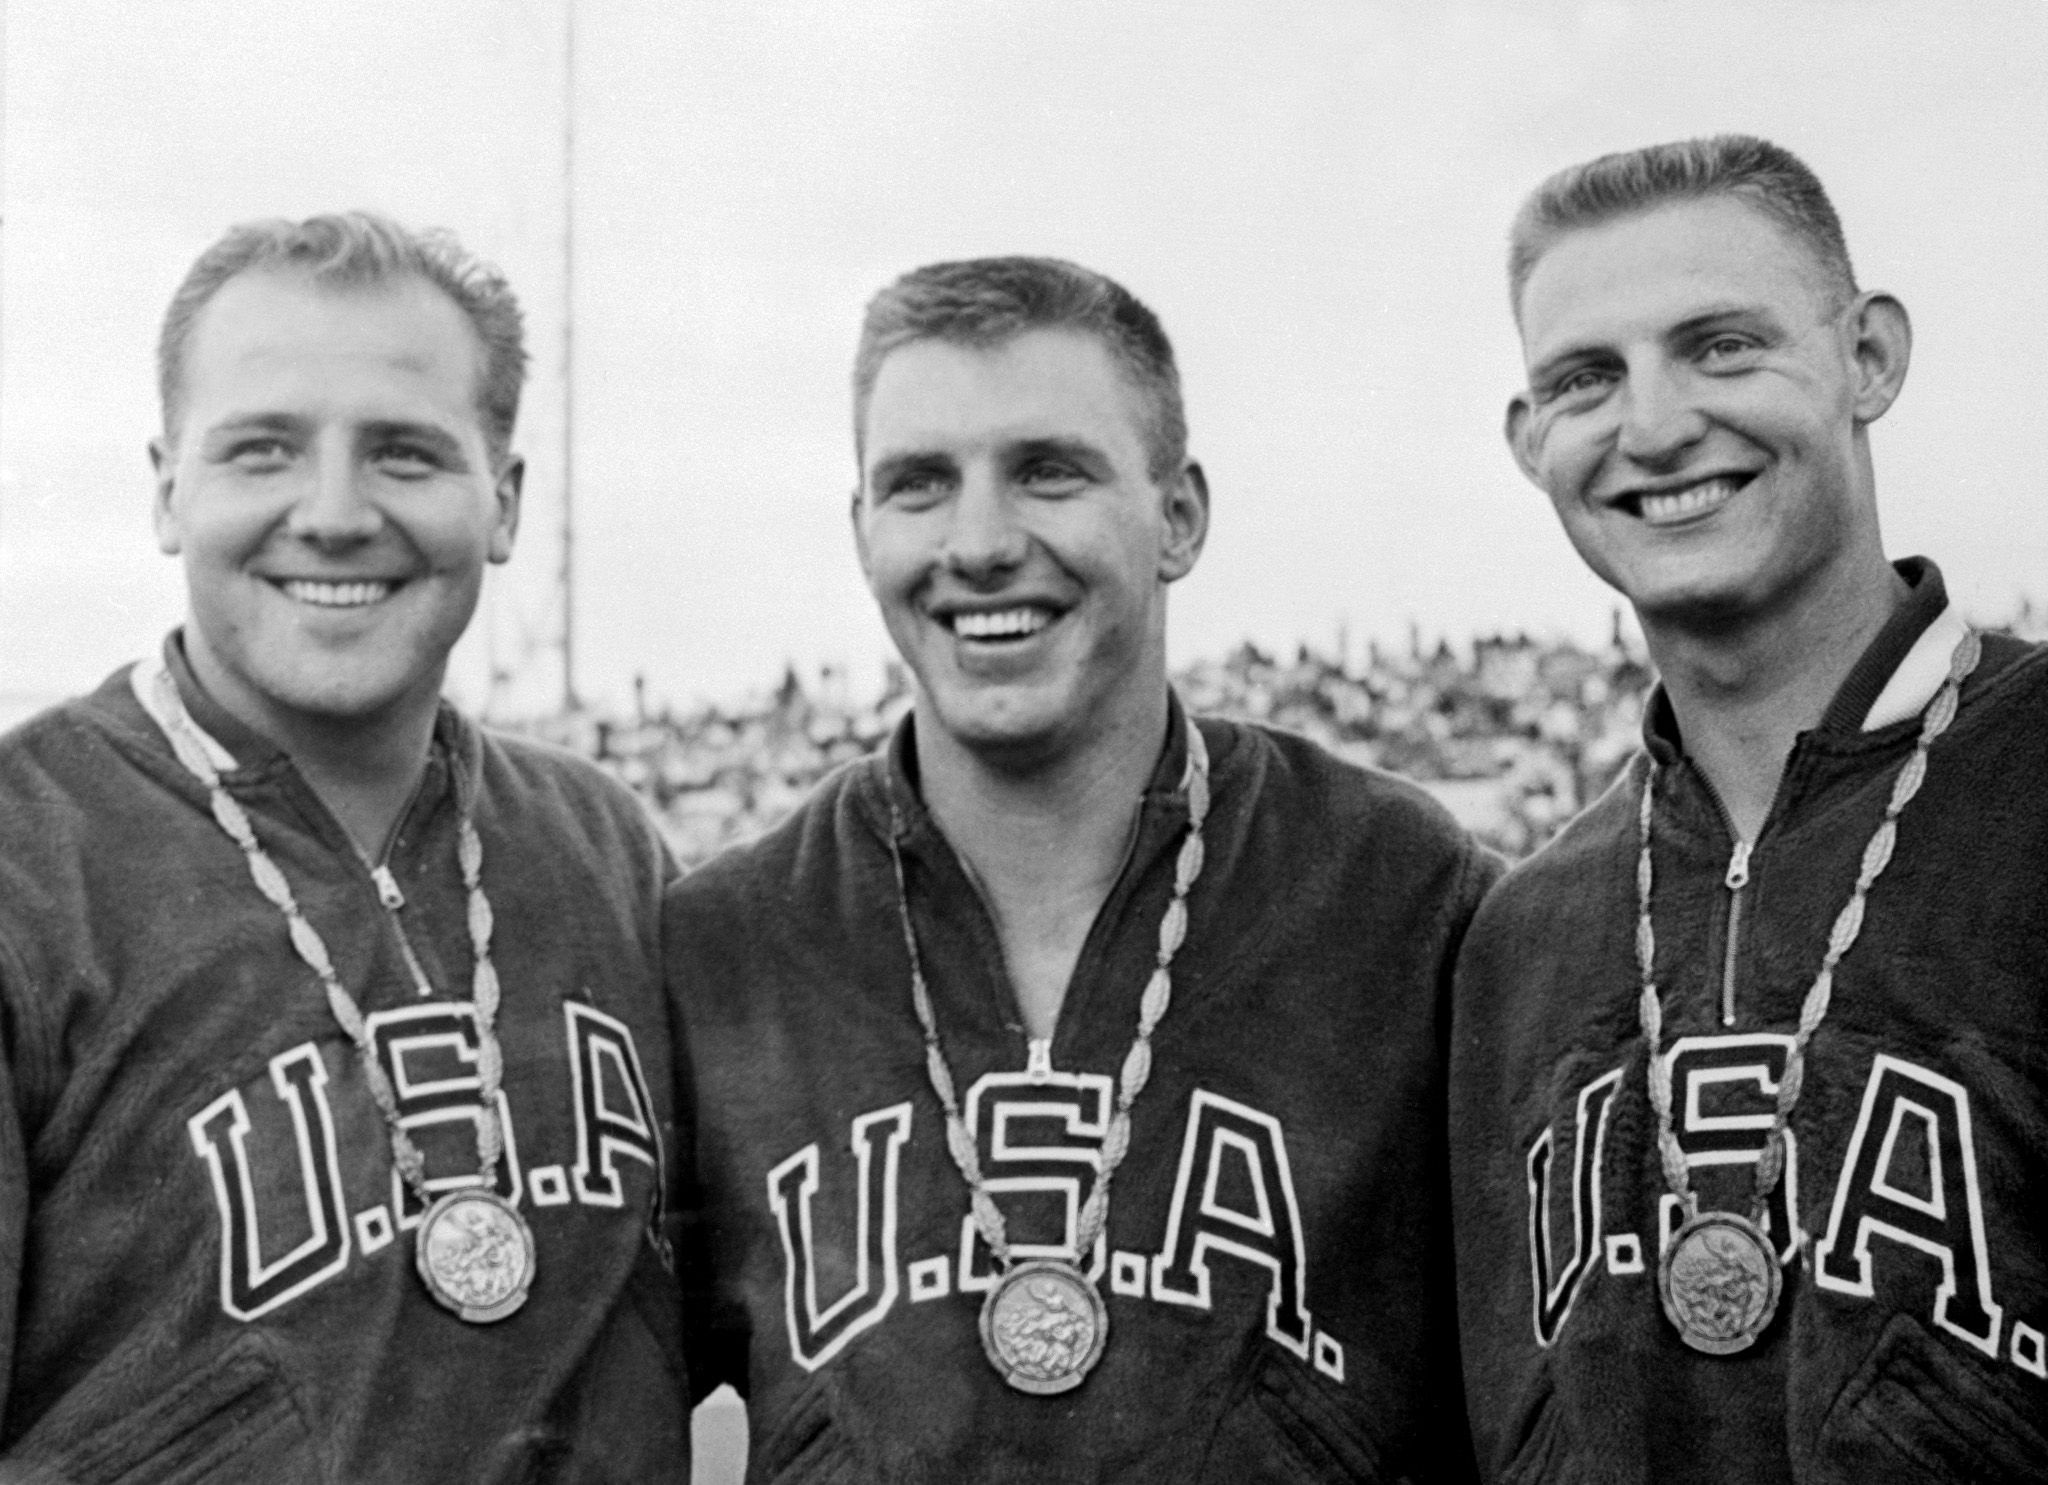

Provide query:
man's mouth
left=276, top=579, right=399, bottom=608
left=946, top=606, right=1055, bottom=641
left=1623, top=474, right=1752, bottom=527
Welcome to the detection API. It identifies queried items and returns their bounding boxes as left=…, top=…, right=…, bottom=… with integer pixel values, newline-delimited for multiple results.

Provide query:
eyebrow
left=1526, top=341, right=1616, bottom=390
left=1668, top=305, right=1784, bottom=340
left=196, top=412, right=310, bottom=444
left=194, top=414, right=472, bottom=465
left=1528, top=303, right=1785, bottom=386
left=1007, top=436, right=1112, bottom=474
left=356, top=420, right=469, bottom=460
left=865, top=449, right=957, bottom=490
left=865, top=432, right=1118, bottom=489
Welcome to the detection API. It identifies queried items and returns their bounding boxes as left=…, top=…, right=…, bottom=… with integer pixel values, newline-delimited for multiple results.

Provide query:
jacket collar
left=868, top=687, right=1196, bottom=855
left=1644, top=556, right=1952, bottom=761
left=134, top=628, right=475, bottom=815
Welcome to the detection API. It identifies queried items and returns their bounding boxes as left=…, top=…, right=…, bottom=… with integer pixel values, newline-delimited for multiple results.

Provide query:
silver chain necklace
left=1637, top=627, right=1980, bottom=1354
left=886, top=714, right=1210, bottom=1394
left=144, top=659, right=536, bottom=1323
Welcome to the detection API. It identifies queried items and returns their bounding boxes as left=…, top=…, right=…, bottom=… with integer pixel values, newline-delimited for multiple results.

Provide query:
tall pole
left=559, top=0, right=579, bottom=712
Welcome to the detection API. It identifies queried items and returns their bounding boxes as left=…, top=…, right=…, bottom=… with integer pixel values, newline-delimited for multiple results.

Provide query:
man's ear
left=849, top=486, right=873, bottom=584
left=1845, top=290, right=1912, bottom=426
left=1504, top=394, right=1542, bottom=487
left=488, top=455, right=525, bottom=564
left=149, top=437, right=182, bottom=555
left=1158, top=461, right=1210, bottom=584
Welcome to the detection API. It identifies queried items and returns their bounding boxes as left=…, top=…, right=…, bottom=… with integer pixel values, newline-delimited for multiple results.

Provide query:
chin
left=255, top=660, right=439, bottom=728
left=1622, top=569, right=1777, bottom=632
left=923, top=689, right=1074, bottom=762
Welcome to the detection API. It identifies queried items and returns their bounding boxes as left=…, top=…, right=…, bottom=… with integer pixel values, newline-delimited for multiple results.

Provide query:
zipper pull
left=1026, top=1038, right=1054, bottom=1083
left=372, top=865, right=405, bottom=911
left=1725, top=839, right=1752, bottom=891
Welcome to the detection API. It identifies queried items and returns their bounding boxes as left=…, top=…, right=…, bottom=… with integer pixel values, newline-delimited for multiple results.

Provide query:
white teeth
left=281, top=580, right=394, bottom=608
left=952, top=607, right=1051, bottom=639
left=1637, top=477, right=1741, bottom=526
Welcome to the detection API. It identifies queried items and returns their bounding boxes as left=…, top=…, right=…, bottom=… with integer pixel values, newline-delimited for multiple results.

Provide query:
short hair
left=853, top=256, right=1188, bottom=483
left=1508, top=135, right=1858, bottom=318
left=158, top=212, right=527, bottom=467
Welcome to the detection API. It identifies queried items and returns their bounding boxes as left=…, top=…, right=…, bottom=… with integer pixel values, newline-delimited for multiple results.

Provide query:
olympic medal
left=1659, top=1210, right=1781, bottom=1355
left=979, top=1260, right=1109, bottom=1394
left=415, top=1188, right=536, bottom=1324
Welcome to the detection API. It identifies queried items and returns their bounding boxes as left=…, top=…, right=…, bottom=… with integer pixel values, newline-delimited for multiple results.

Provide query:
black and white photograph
left=2, top=2, right=2045, bottom=1480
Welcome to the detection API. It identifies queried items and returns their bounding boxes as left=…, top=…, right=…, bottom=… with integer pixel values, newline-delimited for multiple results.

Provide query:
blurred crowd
left=524, top=600, right=2048, bottom=870
left=524, top=621, right=1650, bottom=866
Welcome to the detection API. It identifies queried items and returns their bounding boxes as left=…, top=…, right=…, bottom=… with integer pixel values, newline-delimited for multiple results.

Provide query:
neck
left=183, top=640, right=442, bottom=859
left=284, top=714, right=441, bottom=862
left=914, top=685, right=1172, bottom=1040
left=1644, top=554, right=1906, bottom=841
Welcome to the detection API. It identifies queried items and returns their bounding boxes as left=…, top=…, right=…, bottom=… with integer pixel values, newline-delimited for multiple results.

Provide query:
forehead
left=178, top=269, right=485, bottom=427
left=1517, top=197, right=1836, bottom=362
left=861, top=328, right=1150, bottom=468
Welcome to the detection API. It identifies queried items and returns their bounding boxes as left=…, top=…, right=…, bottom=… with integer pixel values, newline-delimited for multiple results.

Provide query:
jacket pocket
left=19, top=1333, right=318, bottom=1485
left=1811, top=1311, right=2048, bottom=1483
left=1199, top=1350, right=1390, bottom=1483
left=755, top=1377, right=861, bottom=1485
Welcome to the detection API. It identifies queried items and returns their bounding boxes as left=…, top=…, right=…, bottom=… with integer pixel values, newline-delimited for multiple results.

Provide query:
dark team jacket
left=0, top=641, right=688, bottom=1482
left=1451, top=563, right=2048, bottom=1483
left=668, top=699, right=1499, bottom=1483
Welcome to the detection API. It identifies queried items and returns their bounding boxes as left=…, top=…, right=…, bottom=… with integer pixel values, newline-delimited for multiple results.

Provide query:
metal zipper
left=1720, top=839, right=1752, bottom=1027
left=372, top=864, right=438, bottom=999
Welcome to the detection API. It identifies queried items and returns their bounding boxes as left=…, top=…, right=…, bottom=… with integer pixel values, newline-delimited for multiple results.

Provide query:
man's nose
left=1615, top=362, right=1708, bottom=467
left=285, top=444, right=384, bottom=546
left=941, top=469, right=1028, bottom=580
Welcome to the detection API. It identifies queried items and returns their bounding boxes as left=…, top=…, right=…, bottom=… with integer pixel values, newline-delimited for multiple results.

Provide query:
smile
left=1626, top=475, right=1751, bottom=527
left=949, top=607, right=1054, bottom=640
left=277, top=579, right=398, bottom=608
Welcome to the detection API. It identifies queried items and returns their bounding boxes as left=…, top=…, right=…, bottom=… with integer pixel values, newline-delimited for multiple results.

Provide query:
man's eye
left=1548, top=368, right=1612, bottom=401
left=1700, top=335, right=1756, bottom=364
left=1018, top=460, right=1085, bottom=492
left=882, top=469, right=950, bottom=504
left=374, top=445, right=440, bottom=476
left=225, top=439, right=293, bottom=469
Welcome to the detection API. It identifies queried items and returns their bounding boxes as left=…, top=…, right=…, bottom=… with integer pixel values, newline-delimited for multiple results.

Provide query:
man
left=0, top=216, right=687, bottom=1480
left=669, top=257, right=1495, bottom=1480
left=1453, top=136, right=2048, bottom=1481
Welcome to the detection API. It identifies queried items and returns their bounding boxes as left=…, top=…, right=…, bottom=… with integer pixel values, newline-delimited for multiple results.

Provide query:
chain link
left=149, top=664, right=507, bottom=1203
left=1636, top=629, right=1982, bottom=1222
left=889, top=715, right=1211, bottom=1269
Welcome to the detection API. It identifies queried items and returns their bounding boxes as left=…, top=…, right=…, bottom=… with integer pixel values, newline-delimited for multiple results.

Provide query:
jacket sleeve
left=1419, top=840, right=1503, bottom=1485
left=0, top=935, right=42, bottom=1443
left=669, top=1002, right=752, bottom=1403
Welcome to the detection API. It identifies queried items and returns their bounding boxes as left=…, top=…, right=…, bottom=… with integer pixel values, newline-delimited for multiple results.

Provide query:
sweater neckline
left=132, top=628, right=475, bottom=841
left=1644, top=556, right=1951, bottom=762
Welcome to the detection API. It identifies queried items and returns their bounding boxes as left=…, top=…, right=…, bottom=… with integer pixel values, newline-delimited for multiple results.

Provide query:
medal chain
left=887, top=715, right=1210, bottom=1268
left=149, top=665, right=507, bottom=1199
left=1637, top=628, right=1981, bottom=1221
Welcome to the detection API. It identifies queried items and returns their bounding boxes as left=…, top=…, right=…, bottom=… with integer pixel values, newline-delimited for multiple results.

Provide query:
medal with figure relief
left=979, top=1259, right=1111, bottom=1394
left=416, top=1187, right=537, bottom=1324
left=1657, top=1210, right=1780, bottom=1355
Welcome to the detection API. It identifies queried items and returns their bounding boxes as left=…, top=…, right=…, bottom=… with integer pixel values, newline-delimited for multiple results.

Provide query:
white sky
left=4, top=0, right=2046, bottom=716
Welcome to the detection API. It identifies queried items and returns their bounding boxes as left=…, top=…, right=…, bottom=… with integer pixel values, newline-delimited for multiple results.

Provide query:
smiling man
left=668, top=257, right=1495, bottom=1480
left=0, top=215, right=687, bottom=1480
left=1452, top=137, right=2048, bottom=1481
